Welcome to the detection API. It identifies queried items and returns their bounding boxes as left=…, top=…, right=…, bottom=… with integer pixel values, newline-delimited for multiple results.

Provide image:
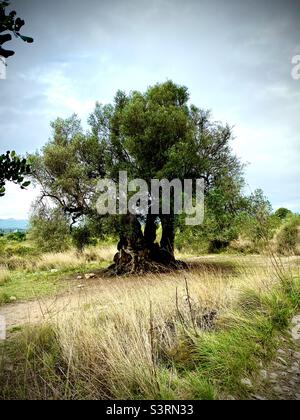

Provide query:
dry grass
left=0, top=245, right=117, bottom=304
left=0, top=268, right=10, bottom=286
left=34, top=245, right=116, bottom=271
left=51, top=265, right=275, bottom=398
left=1, top=245, right=116, bottom=273
left=2, top=255, right=298, bottom=400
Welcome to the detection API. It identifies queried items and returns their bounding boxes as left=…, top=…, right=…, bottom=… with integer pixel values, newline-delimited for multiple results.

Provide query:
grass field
left=0, top=245, right=116, bottom=305
left=0, top=245, right=299, bottom=400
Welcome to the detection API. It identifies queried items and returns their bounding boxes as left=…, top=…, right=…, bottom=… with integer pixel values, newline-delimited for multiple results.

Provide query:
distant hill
left=0, top=219, right=29, bottom=232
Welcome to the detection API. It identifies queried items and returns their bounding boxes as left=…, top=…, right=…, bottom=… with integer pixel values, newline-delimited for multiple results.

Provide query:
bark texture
left=107, top=213, right=186, bottom=275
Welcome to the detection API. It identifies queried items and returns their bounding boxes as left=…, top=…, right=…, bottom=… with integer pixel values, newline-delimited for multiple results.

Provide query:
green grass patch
left=0, top=260, right=110, bottom=306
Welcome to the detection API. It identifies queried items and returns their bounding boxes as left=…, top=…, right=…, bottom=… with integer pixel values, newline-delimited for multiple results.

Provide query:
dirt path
left=1, top=254, right=299, bottom=331
left=2, top=293, right=300, bottom=400
left=249, top=315, right=300, bottom=400
left=1, top=255, right=300, bottom=400
left=0, top=255, right=242, bottom=330
left=0, top=274, right=124, bottom=330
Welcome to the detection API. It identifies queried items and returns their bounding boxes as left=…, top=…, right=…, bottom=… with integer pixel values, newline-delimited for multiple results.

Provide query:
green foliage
left=107, top=82, right=191, bottom=181
left=0, top=151, right=31, bottom=196
left=0, top=291, right=10, bottom=305
left=276, top=215, right=300, bottom=256
left=274, top=207, right=293, bottom=221
left=0, top=1, right=33, bottom=58
left=71, top=225, right=96, bottom=253
left=28, top=205, right=71, bottom=252
left=175, top=189, right=291, bottom=255
left=175, top=225, right=209, bottom=254
left=29, top=114, right=105, bottom=227
left=235, top=189, right=275, bottom=247
left=31, top=82, right=245, bottom=255
left=203, top=180, right=246, bottom=252
left=30, top=82, right=292, bottom=259
left=0, top=234, right=35, bottom=265
left=6, top=231, right=26, bottom=242
left=89, top=81, right=243, bottom=188
left=28, top=113, right=110, bottom=251
left=176, top=179, right=248, bottom=253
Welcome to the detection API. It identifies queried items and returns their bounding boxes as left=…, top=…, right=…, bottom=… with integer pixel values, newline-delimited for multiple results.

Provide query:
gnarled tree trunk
left=108, top=213, right=186, bottom=275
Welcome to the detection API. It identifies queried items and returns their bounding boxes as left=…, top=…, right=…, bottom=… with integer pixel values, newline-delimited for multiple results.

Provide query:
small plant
left=0, top=291, right=10, bottom=304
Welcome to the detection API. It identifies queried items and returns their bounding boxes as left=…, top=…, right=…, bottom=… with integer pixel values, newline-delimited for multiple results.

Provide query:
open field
left=0, top=249, right=299, bottom=400
left=0, top=245, right=116, bottom=305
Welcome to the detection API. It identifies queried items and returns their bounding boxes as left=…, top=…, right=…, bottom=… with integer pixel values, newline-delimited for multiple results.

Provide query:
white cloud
left=0, top=184, right=39, bottom=219
left=23, top=66, right=96, bottom=120
left=261, top=84, right=300, bottom=100
left=1, top=0, right=299, bottom=218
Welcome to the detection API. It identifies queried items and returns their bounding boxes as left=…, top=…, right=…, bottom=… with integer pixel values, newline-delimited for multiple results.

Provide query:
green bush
left=71, top=225, right=96, bottom=253
left=274, top=208, right=293, bottom=221
left=175, top=226, right=209, bottom=254
left=276, top=216, right=300, bottom=256
left=0, top=292, right=10, bottom=305
left=6, top=232, right=26, bottom=242
left=28, top=206, right=71, bottom=253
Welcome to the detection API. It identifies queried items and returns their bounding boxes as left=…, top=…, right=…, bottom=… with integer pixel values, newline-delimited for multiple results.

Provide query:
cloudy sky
left=0, top=0, right=299, bottom=219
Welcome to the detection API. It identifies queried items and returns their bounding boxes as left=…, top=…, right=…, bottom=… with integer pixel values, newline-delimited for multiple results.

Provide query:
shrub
left=71, top=225, right=96, bottom=253
left=28, top=205, right=71, bottom=253
left=6, top=232, right=26, bottom=242
left=276, top=216, right=300, bottom=256
left=175, top=226, right=209, bottom=254
left=274, top=208, right=293, bottom=221
left=0, top=292, right=10, bottom=305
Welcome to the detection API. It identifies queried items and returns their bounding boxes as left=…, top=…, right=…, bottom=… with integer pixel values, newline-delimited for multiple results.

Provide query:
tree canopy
left=274, top=207, right=292, bottom=221
left=31, top=81, right=246, bottom=272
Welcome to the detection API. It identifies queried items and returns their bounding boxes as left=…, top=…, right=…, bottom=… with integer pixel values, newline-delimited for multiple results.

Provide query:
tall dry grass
left=1, top=245, right=116, bottom=272
left=0, top=267, right=10, bottom=286
left=2, top=257, right=297, bottom=400
left=54, top=267, right=272, bottom=398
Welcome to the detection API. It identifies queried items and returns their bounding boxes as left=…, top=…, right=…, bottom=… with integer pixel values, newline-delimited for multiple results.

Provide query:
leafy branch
left=0, top=1, right=34, bottom=58
left=0, top=151, right=31, bottom=197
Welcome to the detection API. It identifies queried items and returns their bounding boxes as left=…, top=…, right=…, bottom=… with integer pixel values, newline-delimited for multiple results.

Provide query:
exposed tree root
left=104, top=247, right=188, bottom=276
